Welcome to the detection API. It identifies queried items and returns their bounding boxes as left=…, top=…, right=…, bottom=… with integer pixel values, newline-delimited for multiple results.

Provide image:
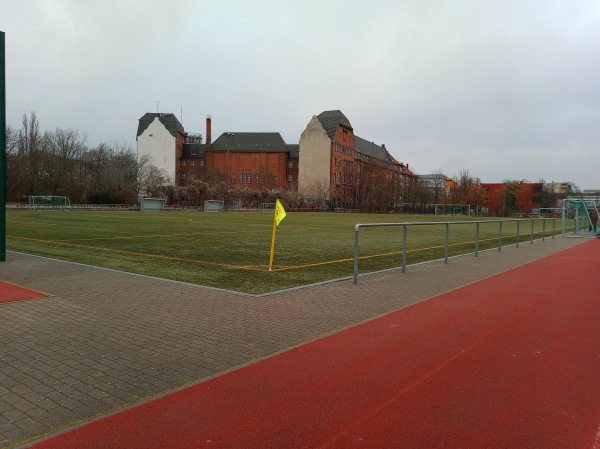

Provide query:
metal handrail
left=353, top=218, right=556, bottom=284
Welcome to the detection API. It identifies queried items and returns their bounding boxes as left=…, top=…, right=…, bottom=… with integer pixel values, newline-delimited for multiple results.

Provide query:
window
left=288, top=161, right=294, bottom=168
left=255, top=174, right=259, bottom=183
left=181, top=173, right=187, bottom=180
left=287, top=175, right=293, bottom=182
left=181, top=159, right=186, bottom=166
left=232, top=173, right=236, bottom=183
left=200, top=159, right=205, bottom=166
left=191, top=160, right=195, bottom=166
left=191, top=150, right=197, bottom=155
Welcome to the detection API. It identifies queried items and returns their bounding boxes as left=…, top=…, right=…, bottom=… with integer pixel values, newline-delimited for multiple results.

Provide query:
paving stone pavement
left=0, top=236, right=586, bottom=448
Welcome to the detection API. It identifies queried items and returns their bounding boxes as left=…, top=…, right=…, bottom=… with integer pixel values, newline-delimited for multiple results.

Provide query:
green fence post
left=1, top=31, right=6, bottom=262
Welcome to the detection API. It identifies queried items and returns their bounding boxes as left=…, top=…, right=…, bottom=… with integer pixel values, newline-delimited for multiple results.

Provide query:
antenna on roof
left=155, top=100, right=160, bottom=112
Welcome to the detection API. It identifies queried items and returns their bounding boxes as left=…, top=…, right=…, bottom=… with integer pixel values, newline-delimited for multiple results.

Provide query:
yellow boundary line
left=9, top=233, right=550, bottom=273
left=11, top=236, right=266, bottom=272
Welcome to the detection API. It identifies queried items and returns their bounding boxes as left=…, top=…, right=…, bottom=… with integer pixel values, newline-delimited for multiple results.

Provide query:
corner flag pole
left=268, top=214, right=277, bottom=272
left=268, top=200, right=286, bottom=272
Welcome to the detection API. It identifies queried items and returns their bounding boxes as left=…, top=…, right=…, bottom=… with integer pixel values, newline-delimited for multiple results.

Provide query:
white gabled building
left=136, top=113, right=186, bottom=183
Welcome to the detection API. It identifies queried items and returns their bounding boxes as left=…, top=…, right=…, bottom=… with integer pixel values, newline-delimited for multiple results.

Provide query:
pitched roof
left=210, top=132, right=288, bottom=152
left=181, top=143, right=207, bottom=158
left=287, top=144, right=299, bottom=159
left=354, top=136, right=394, bottom=164
left=316, top=110, right=353, bottom=140
left=137, top=113, right=185, bottom=138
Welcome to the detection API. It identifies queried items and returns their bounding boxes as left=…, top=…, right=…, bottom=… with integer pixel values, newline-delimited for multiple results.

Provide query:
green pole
left=1, top=31, right=6, bottom=261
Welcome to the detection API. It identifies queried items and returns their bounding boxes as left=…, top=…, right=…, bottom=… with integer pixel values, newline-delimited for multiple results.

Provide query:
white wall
left=136, top=117, right=176, bottom=183
left=298, top=115, right=331, bottom=198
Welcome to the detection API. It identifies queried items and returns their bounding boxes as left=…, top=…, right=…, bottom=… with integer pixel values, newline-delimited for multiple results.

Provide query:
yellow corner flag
left=269, top=199, right=286, bottom=271
left=275, top=199, right=286, bottom=226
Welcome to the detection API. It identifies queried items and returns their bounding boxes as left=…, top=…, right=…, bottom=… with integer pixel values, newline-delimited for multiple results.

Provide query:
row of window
left=334, top=158, right=354, bottom=171
left=230, top=173, right=296, bottom=183
left=334, top=171, right=353, bottom=186
left=180, top=159, right=295, bottom=169
left=178, top=172, right=295, bottom=183
left=180, top=159, right=205, bottom=167
left=334, top=143, right=354, bottom=156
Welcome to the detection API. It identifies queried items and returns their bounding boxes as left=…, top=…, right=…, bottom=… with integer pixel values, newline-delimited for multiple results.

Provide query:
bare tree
left=44, top=128, right=87, bottom=197
left=18, top=112, right=45, bottom=196
left=137, top=154, right=169, bottom=198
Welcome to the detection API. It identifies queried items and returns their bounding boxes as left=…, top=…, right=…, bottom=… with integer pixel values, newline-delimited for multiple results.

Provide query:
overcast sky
left=1, top=0, right=599, bottom=189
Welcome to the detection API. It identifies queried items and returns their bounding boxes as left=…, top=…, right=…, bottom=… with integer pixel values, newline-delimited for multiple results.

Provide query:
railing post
left=402, top=224, right=407, bottom=273
left=353, top=224, right=359, bottom=284
left=475, top=222, right=480, bottom=257
left=530, top=219, right=534, bottom=244
left=552, top=218, right=555, bottom=239
left=444, top=222, right=449, bottom=263
left=516, top=220, right=520, bottom=248
left=542, top=219, right=546, bottom=241
left=498, top=221, right=503, bottom=252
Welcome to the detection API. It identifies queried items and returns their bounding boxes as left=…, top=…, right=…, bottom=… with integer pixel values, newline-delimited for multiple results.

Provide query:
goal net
left=204, top=200, right=225, bottom=212
left=29, top=196, right=71, bottom=211
left=434, top=204, right=471, bottom=216
left=260, top=202, right=276, bottom=212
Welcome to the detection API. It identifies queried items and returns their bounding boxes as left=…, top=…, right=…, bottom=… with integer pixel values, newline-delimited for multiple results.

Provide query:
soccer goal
left=140, top=197, right=165, bottom=211
left=204, top=200, right=225, bottom=212
left=29, top=196, right=71, bottom=211
left=434, top=204, right=471, bottom=216
left=260, top=202, right=276, bottom=212
left=562, top=198, right=599, bottom=237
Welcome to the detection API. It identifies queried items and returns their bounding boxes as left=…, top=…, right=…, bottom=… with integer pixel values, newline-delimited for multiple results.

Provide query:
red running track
left=29, top=240, right=600, bottom=449
left=0, top=281, right=47, bottom=303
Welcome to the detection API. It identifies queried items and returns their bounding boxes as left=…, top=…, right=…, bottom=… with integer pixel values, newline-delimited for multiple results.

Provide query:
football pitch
left=5, top=210, right=561, bottom=294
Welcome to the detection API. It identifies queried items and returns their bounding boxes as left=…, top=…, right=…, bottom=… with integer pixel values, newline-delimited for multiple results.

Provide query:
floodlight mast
left=1, top=31, right=6, bottom=261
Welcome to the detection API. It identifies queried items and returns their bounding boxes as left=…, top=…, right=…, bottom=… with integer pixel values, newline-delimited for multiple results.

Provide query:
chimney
left=206, top=115, right=212, bottom=148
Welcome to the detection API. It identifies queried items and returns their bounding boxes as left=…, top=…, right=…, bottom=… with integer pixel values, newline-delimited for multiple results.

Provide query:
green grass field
left=5, top=210, right=562, bottom=294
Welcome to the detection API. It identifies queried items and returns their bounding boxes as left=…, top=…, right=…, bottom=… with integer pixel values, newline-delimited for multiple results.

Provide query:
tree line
left=5, top=112, right=572, bottom=214
left=6, top=112, right=139, bottom=204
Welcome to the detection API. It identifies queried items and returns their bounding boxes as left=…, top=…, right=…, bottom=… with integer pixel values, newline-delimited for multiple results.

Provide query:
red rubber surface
left=30, top=240, right=600, bottom=448
left=0, top=281, right=47, bottom=303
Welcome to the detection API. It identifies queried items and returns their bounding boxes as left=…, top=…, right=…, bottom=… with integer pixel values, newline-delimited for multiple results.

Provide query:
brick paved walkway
left=0, top=236, right=586, bottom=448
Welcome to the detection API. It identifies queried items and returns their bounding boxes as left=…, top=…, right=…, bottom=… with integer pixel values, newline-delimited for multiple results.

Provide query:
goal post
left=260, top=202, right=276, bottom=212
left=28, top=196, right=71, bottom=211
left=140, top=197, right=165, bottom=211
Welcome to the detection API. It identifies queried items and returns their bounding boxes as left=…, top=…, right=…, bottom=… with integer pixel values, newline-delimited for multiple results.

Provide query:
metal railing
left=353, top=218, right=557, bottom=284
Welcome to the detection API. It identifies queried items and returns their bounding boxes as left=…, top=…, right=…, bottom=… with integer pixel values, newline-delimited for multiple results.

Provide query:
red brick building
left=172, top=117, right=298, bottom=190
left=298, top=110, right=414, bottom=209
left=481, top=182, right=543, bottom=215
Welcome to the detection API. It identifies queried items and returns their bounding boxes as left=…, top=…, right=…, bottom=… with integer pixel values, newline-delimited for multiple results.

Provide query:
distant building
left=582, top=189, right=600, bottom=197
left=547, top=181, right=573, bottom=195
left=480, top=182, right=543, bottom=215
left=418, top=174, right=457, bottom=202
left=298, top=110, right=413, bottom=209
left=136, top=113, right=186, bottom=183
left=137, top=110, right=412, bottom=209
left=205, top=131, right=296, bottom=191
